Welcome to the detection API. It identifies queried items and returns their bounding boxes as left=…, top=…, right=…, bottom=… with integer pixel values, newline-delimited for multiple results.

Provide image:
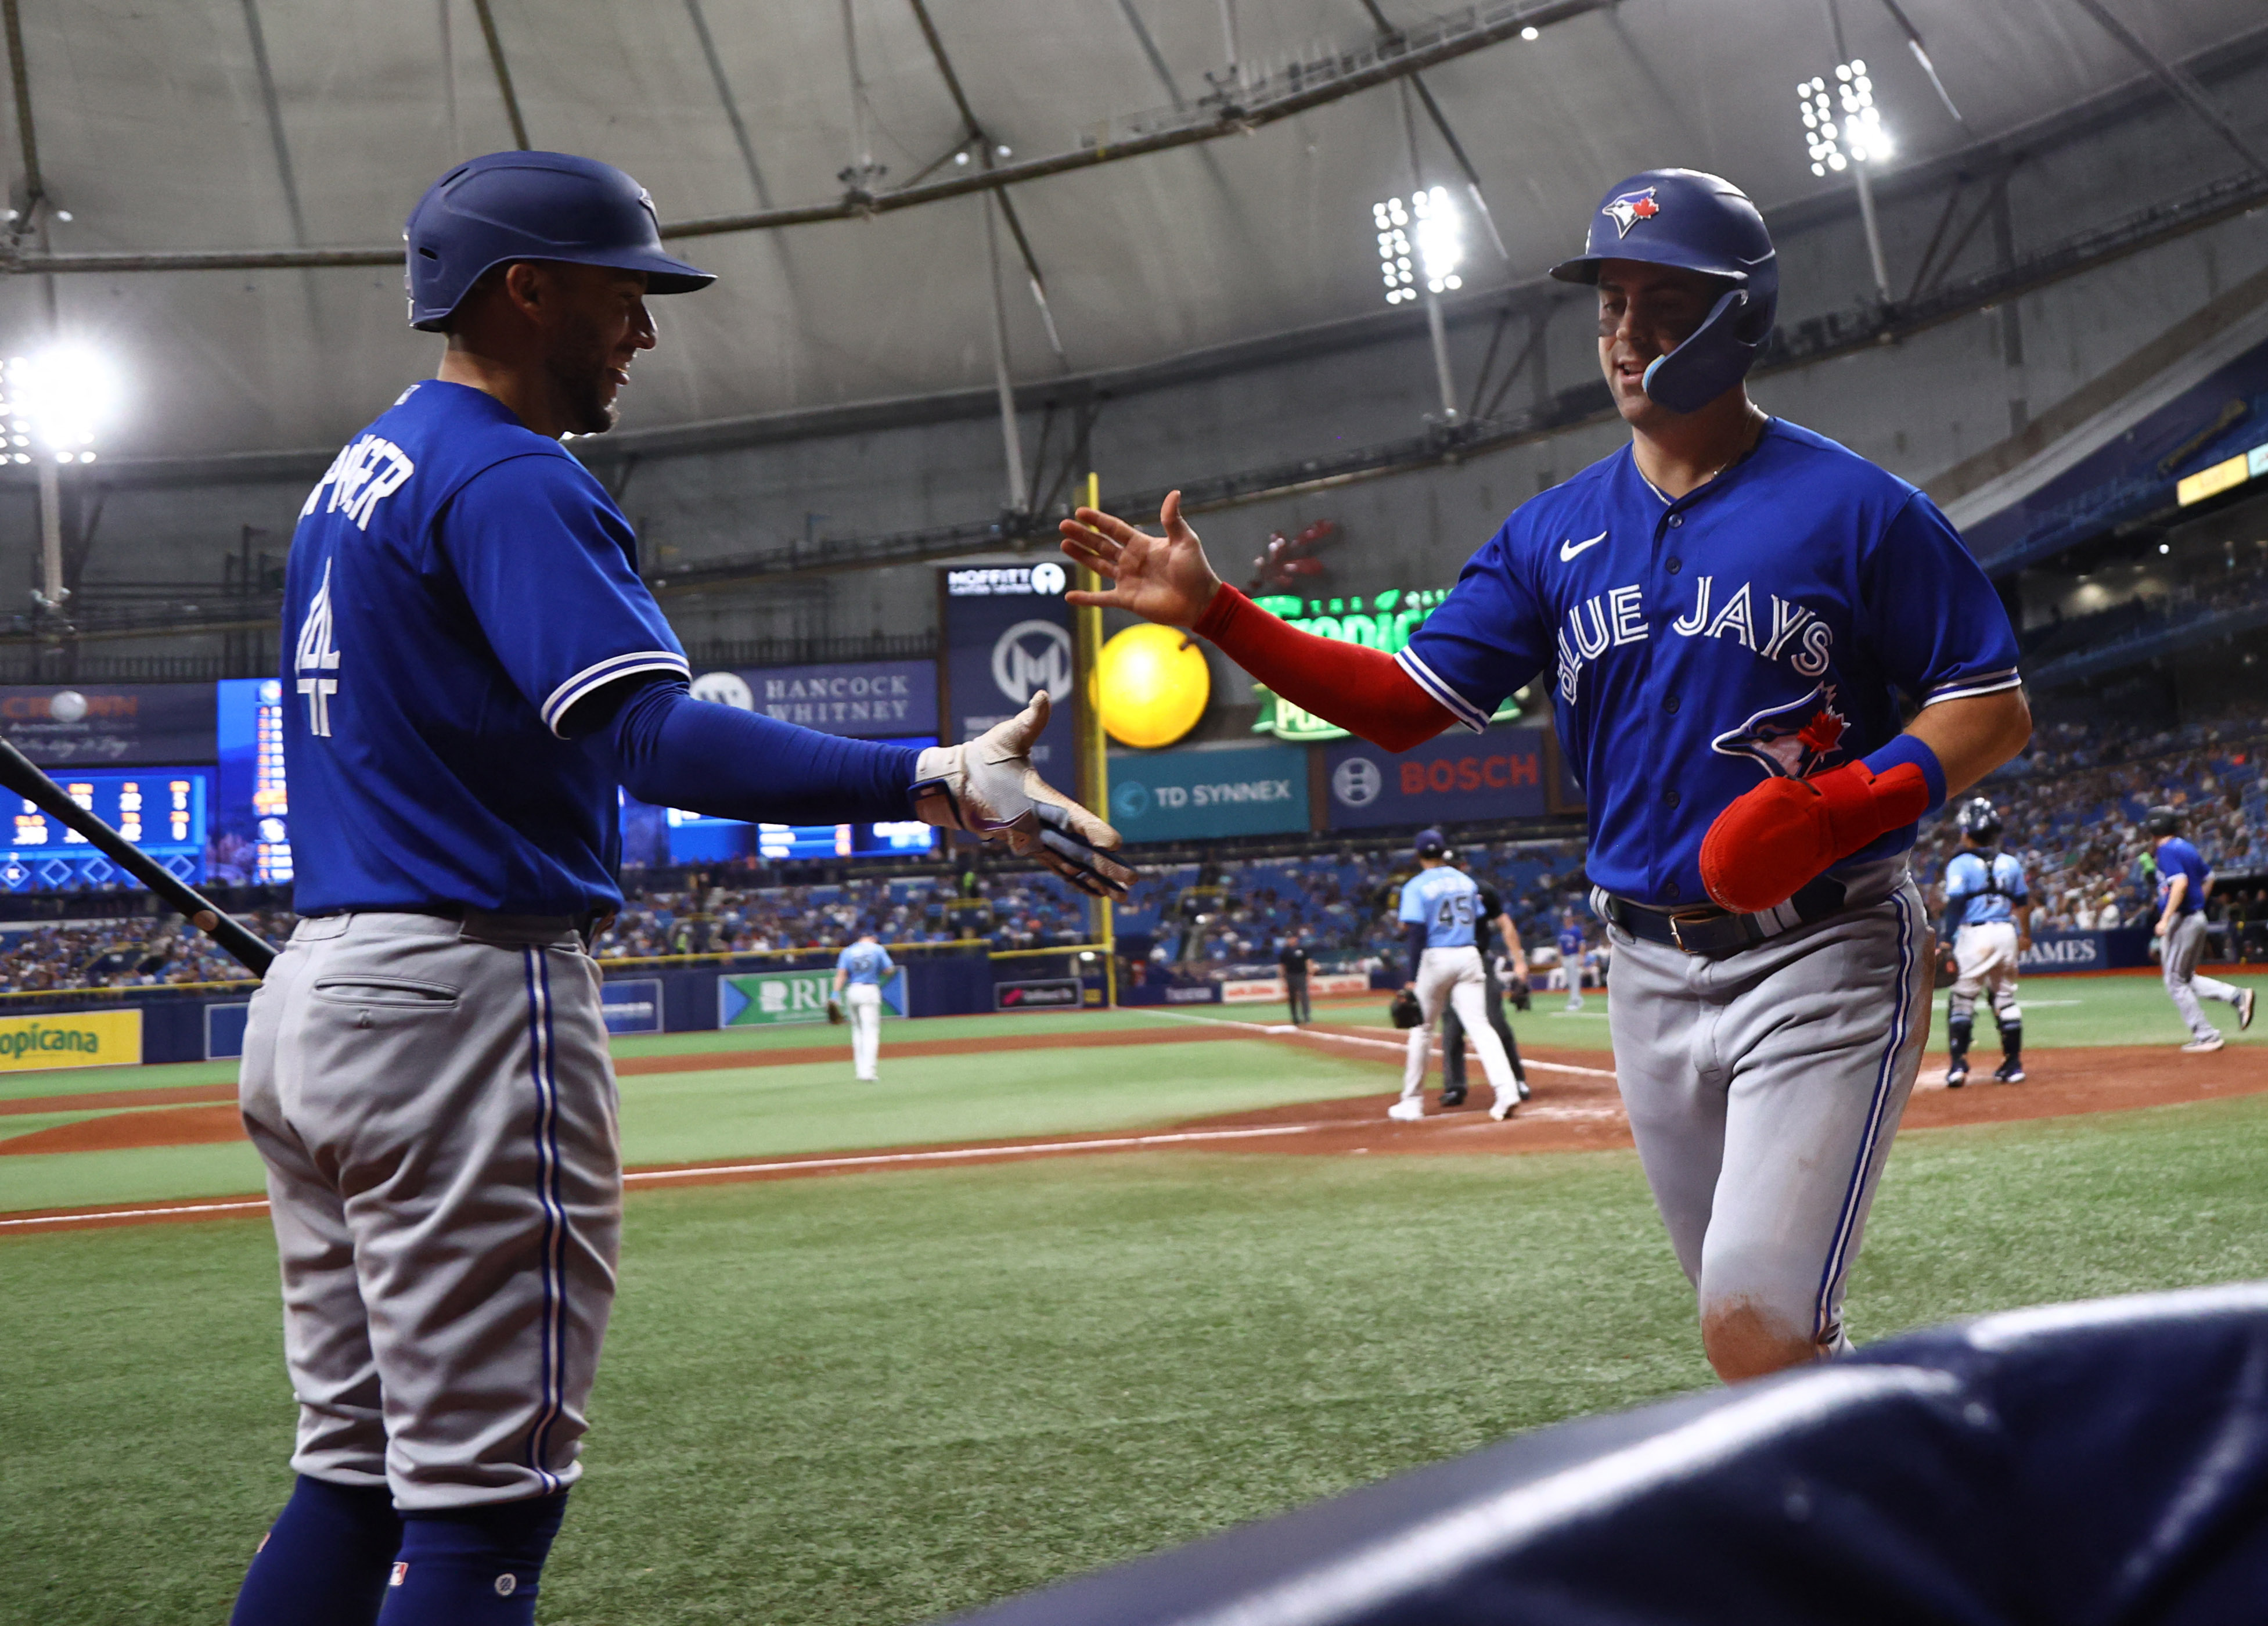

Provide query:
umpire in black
left=1441, top=858, right=1532, bottom=1107
left=1279, top=929, right=1313, bottom=1026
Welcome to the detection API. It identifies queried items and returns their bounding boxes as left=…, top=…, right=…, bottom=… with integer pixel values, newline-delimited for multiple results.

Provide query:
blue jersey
left=2155, top=837, right=2211, bottom=916
left=1557, top=922, right=1585, bottom=959
left=1399, top=865, right=1481, bottom=949
left=837, top=941, right=894, bottom=985
left=281, top=381, right=689, bottom=916
left=1945, top=850, right=2026, bottom=927
left=1396, top=420, right=2020, bottom=909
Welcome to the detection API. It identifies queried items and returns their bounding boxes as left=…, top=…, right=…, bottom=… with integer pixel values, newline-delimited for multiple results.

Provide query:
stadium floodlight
left=1412, top=186, right=1463, bottom=294
left=1372, top=188, right=1462, bottom=307
left=1799, top=60, right=1893, bottom=177
left=1373, top=195, right=1416, bottom=305
left=2, top=346, right=119, bottom=465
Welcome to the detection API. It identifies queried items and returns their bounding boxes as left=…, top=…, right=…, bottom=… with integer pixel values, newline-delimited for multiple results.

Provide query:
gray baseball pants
left=238, top=911, right=620, bottom=1511
left=2163, top=912, right=2244, bottom=1041
left=1602, top=868, right=1931, bottom=1353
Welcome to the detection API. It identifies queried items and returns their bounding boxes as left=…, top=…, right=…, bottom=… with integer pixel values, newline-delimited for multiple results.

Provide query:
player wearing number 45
left=1389, top=829, right=1521, bottom=1123
left=834, top=933, right=895, bottom=1081
left=1061, top=168, right=2033, bottom=1384
left=228, top=152, right=1131, bottom=1626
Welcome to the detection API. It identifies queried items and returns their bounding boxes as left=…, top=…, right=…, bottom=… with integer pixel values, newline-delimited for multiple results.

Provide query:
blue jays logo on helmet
left=1710, top=683, right=1851, bottom=780
left=1601, top=186, right=1660, bottom=239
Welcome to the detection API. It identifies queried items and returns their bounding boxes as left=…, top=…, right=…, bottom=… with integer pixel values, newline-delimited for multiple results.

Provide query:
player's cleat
left=1515, top=1076, right=1533, bottom=1102
left=2181, top=1035, right=2226, bottom=1053
left=1943, top=1066, right=1968, bottom=1088
left=2239, top=987, right=2256, bottom=1031
left=1387, top=1097, right=1425, bottom=1123
left=1992, top=1063, right=2025, bottom=1084
left=1488, top=1087, right=1520, bottom=1121
left=1438, top=1085, right=1468, bottom=1109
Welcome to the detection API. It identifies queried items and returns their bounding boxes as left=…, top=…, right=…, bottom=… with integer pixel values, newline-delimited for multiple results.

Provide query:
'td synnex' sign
left=1324, top=725, right=1549, bottom=829
left=1106, top=743, right=1309, bottom=843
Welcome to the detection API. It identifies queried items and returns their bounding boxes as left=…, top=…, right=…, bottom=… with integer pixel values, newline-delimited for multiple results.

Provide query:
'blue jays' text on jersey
left=1945, top=850, right=2028, bottom=927
left=837, top=942, right=895, bottom=985
left=1400, top=865, right=1482, bottom=949
left=282, top=381, right=689, bottom=916
left=2155, top=837, right=2211, bottom=917
left=1396, top=420, right=2021, bottom=910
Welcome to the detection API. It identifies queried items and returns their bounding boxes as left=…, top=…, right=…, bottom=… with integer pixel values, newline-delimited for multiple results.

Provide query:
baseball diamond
left=5, top=9, right=2268, bottom=1623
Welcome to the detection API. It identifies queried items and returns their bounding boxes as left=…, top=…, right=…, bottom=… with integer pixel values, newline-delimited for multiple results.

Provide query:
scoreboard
left=0, top=768, right=209, bottom=891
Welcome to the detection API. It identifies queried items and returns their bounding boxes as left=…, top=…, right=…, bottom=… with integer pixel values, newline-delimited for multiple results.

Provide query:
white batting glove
left=912, top=692, right=1135, bottom=898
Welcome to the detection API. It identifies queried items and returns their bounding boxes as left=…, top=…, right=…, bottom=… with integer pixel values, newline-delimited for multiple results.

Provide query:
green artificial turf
left=7, top=1092, right=2268, bottom=1625
left=0, top=1056, right=240, bottom=1103
left=0, top=1024, right=1405, bottom=1214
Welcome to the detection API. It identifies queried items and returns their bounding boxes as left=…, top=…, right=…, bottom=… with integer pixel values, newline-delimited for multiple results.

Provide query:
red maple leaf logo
left=1797, top=708, right=1846, bottom=755
left=1630, top=196, right=1658, bottom=221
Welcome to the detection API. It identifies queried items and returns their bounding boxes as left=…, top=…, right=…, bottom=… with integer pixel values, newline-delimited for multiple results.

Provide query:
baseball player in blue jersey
left=834, top=933, right=895, bottom=1082
left=1940, top=797, right=2030, bottom=1086
left=1557, top=913, right=1588, bottom=1011
left=2145, top=805, right=2255, bottom=1052
left=1391, top=829, right=1521, bottom=1121
left=228, top=153, right=1131, bottom=1626
left=1063, top=168, right=2032, bottom=1381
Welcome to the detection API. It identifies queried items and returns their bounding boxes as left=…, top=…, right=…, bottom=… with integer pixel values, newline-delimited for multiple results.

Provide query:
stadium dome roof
left=0, top=0, right=2259, bottom=459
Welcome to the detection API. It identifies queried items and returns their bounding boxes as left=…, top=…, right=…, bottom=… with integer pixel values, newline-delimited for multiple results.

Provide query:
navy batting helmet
left=405, top=151, right=715, bottom=332
left=1954, top=797, right=2001, bottom=846
left=2143, top=805, right=2182, bottom=837
left=1414, top=828, right=1449, bottom=859
left=1550, top=168, right=1777, bottom=414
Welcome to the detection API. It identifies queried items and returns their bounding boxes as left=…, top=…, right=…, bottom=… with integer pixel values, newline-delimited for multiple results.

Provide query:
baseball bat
left=0, top=734, right=276, bottom=977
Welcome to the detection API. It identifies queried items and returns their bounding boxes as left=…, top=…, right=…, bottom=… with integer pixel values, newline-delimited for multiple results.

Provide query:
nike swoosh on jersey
left=1558, top=530, right=1607, bottom=562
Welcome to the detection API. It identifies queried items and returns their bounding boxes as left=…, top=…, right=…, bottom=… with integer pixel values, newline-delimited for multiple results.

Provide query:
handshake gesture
left=912, top=692, right=1135, bottom=898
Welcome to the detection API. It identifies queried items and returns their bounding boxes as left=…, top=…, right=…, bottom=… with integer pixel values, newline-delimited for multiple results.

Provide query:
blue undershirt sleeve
left=599, top=679, right=919, bottom=825
left=1405, top=920, right=1428, bottom=984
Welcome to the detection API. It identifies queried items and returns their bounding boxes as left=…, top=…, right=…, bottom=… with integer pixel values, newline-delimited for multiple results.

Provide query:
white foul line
left=1146, top=1006, right=1619, bottom=1079
left=0, top=1196, right=270, bottom=1231
left=621, top=1123, right=1331, bottom=1183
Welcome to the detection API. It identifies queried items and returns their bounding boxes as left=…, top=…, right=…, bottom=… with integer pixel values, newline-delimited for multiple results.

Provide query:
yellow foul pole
left=1073, top=470, right=1114, bottom=1006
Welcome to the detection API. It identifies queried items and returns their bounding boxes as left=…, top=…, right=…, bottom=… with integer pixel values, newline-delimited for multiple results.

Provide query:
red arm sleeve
left=1193, top=584, right=1454, bottom=753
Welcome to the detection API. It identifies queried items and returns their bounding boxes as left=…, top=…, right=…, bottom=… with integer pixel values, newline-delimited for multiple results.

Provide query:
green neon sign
left=1249, top=588, right=1520, bottom=741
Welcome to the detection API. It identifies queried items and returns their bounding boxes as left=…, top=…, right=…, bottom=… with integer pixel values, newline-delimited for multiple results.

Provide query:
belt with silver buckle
left=1603, top=874, right=1849, bottom=956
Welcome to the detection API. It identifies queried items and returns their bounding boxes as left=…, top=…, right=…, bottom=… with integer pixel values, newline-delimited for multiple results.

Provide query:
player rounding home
left=2146, top=804, right=2255, bottom=1052
left=1390, top=830, right=1522, bottom=1122
left=229, top=152, right=1129, bottom=1626
left=1940, top=797, right=2030, bottom=1085
left=1061, top=168, right=2031, bottom=1381
left=835, top=931, right=895, bottom=1081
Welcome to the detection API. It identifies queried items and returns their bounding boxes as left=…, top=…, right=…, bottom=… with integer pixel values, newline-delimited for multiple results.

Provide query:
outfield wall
left=0, top=925, right=2206, bottom=1068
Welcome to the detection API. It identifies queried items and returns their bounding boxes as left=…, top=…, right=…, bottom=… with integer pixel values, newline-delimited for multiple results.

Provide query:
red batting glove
left=1698, top=759, right=1933, bottom=914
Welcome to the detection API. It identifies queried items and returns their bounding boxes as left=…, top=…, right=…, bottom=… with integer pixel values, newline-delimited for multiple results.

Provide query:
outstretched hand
left=1058, top=490, right=1225, bottom=628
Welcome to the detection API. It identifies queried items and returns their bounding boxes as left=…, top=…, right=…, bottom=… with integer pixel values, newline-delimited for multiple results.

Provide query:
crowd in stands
left=1918, top=712, right=2267, bottom=933
left=0, top=714, right=2258, bottom=994
left=0, top=908, right=297, bottom=994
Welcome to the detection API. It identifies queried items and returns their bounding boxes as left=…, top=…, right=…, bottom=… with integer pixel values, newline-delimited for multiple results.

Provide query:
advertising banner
left=0, top=684, right=216, bottom=766
left=995, top=976, right=1083, bottom=1011
left=687, top=659, right=937, bottom=740
left=1221, top=972, right=1371, bottom=1003
left=602, top=978, right=664, bottom=1035
left=206, top=1001, right=252, bottom=1061
left=1323, top=725, right=1550, bottom=830
left=1105, top=743, right=1309, bottom=844
left=942, top=563, right=1076, bottom=771
left=718, top=966, right=908, bottom=1026
left=0, top=1008, right=142, bottom=1072
left=2017, top=928, right=2155, bottom=973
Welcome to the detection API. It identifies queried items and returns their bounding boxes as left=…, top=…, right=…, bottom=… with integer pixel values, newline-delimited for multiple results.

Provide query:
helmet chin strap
left=1641, top=286, right=1761, bottom=413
